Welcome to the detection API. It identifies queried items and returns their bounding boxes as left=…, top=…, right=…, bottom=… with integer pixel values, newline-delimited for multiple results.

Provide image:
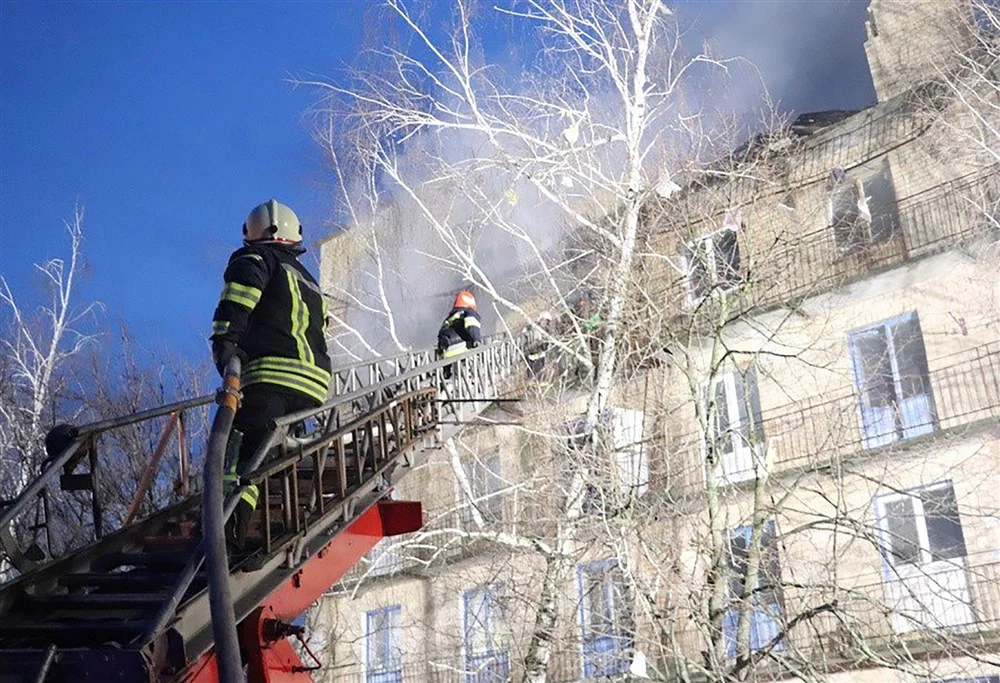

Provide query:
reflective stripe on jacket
left=210, top=244, right=332, bottom=403
left=438, top=307, right=482, bottom=357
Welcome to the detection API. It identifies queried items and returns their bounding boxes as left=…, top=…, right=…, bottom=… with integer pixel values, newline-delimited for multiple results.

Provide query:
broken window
left=830, top=159, right=900, bottom=252
left=679, top=214, right=743, bottom=305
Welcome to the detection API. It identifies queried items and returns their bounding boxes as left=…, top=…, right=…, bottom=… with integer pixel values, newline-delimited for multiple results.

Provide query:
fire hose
left=203, top=355, right=244, bottom=683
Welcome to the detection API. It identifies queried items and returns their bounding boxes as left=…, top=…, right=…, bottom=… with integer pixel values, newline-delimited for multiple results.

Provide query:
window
left=578, top=559, right=634, bottom=679
left=702, top=365, right=765, bottom=484
left=876, top=482, right=974, bottom=633
left=366, top=538, right=403, bottom=578
left=565, top=408, right=648, bottom=515
left=829, top=158, right=900, bottom=253
left=679, top=215, right=742, bottom=305
left=463, top=586, right=510, bottom=683
left=365, top=606, right=402, bottom=683
left=723, top=521, right=785, bottom=657
left=848, top=311, right=937, bottom=449
left=880, top=483, right=967, bottom=567
left=460, top=451, right=503, bottom=527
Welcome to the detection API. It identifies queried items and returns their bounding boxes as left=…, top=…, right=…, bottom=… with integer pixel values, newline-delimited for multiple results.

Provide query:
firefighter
left=522, top=310, right=552, bottom=379
left=575, top=296, right=602, bottom=383
left=437, top=290, right=482, bottom=378
left=210, top=199, right=332, bottom=552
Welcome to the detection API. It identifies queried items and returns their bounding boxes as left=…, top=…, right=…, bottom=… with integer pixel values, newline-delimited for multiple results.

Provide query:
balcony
left=666, top=551, right=1000, bottom=675
left=663, top=342, right=1000, bottom=492
left=659, top=172, right=999, bottom=322
left=323, top=650, right=584, bottom=683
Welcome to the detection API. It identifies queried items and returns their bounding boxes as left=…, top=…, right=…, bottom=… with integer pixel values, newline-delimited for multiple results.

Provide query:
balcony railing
left=659, top=172, right=999, bottom=320
left=667, top=552, right=1000, bottom=672
left=663, top=342, right=1000, bottom=491
left=322, top=650, right=584, bottom=683
left=334, top=496, right=533, bottom=584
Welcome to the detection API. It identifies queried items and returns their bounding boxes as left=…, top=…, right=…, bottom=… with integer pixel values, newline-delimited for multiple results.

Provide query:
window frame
left=847, top=311, right=938, bottom=449
left=565, top=408, right=649, bottom=515
left=459, top=450, right=504, bottom=527
left=679, top=220, right=743, bottom=307
left=828, top=157, right=900, bottom=253
left=577, top=558, right=634, bottom=679
left=874, top=480, right=968, bottom=571
left=700, top=364, right=766, bottom=484
left=364, top=605, right=403, bottom=683
left=461, top=585, right=510, bottom=683
left=722, top=521, right=786, bottom=658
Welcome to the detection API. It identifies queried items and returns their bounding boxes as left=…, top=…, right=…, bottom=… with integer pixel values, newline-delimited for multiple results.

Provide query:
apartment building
left=314, top=1, right=1000, bottom=681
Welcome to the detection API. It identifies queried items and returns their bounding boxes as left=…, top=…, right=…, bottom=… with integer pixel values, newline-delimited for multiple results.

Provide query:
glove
left=212, top=340, right=246, bottom=377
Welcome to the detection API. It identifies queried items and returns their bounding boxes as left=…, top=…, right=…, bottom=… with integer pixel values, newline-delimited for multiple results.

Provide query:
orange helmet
left=454, top=290, right=476, bottom=310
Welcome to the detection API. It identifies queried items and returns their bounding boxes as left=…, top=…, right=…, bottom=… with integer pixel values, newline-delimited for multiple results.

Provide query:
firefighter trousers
left=224, top=383, right=319, bottom=549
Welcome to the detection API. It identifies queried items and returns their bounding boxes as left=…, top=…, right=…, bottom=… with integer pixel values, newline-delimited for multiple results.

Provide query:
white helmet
left=243, top=199, right=303, bottom=245
left=538, top=311, right=553, bottom=323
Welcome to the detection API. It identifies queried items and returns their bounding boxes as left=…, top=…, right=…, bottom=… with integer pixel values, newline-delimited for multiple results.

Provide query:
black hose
left=203, top=356, right=244, bottom=683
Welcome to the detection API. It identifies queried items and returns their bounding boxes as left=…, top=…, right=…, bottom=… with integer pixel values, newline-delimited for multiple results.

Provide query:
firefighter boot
left=225, top=498, right=255, bottom=555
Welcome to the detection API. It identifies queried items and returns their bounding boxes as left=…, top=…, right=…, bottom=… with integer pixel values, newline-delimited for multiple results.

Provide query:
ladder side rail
left=148, top=341, right=518, bottom=651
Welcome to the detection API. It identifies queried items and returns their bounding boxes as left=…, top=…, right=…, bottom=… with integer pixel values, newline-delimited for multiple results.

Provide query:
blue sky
left=0, top=0, right=876, bottom=365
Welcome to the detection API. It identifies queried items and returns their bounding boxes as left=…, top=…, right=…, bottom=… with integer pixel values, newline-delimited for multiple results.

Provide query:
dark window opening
left=830, top=159, right=900, bottom=252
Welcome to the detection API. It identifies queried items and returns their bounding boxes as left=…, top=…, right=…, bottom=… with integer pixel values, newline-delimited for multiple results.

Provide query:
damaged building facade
left=313, top=0, right=1000, bottom=681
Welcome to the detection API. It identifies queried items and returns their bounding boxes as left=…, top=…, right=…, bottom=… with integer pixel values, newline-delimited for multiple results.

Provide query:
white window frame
left=847, top=311, right=937, bottom=449
left=874, top=481, right=974, bottom=634
left=567, top=408, right=649, bottom=515
left=458, top=450, right=504, bottom=528
left=461, top=585, right=510, bottom=683
left=875, top=482, right=968, bottom=570
left=700, top=366, right=768, bottom=485
left=363, top=605, right=403, bottom=682
left=680, top=222, right=742, bottom=307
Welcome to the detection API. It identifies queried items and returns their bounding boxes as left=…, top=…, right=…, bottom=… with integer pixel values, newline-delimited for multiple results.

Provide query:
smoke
left=314, top=0, right=879, bottom=362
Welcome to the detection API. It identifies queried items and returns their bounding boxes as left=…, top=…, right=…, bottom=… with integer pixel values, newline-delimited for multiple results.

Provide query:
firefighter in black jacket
left=210, top=199, right=332, bottom=551
left=437, top=290, right=482, bottom=378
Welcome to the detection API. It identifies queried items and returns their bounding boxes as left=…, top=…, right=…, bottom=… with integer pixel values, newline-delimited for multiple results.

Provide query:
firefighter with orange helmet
left=437, top=290, right=482, bottom=377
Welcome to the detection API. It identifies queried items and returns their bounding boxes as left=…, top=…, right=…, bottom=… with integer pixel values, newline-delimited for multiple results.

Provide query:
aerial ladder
left=0, top=338, right=520, bottom=682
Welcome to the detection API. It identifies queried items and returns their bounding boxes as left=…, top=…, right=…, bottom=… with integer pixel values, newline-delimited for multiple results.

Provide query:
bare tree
left=307, top=2, right=1000, bottom=683
left=0, top=206, right=101, bottom=576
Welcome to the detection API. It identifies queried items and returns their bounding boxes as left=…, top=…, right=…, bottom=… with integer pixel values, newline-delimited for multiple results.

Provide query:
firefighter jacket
left=210, top=244, right=332, bottom=404
left=438, top=307, right=482, bottom=358
left=521, top=324, right=549, bottom=361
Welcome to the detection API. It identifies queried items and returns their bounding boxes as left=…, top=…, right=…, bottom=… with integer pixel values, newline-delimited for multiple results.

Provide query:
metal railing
left=321, top=649, right=585, bottom=683
left=795, top=552, right=1000, bottom=654
left=141, top=337, right=521, bottom=656
left=662, top=342, right=1000, bottom=492
left=668, top=551, right=1000, bottom=667
left=660, top=172, right=999, bottom=321
left=0, top=337, right=518, bottom=571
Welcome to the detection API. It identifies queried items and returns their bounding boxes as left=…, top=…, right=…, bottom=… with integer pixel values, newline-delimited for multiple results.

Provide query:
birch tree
left=307, top=1, right=1000, bottom=682
left=0, top=206, right=100, bottom=576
